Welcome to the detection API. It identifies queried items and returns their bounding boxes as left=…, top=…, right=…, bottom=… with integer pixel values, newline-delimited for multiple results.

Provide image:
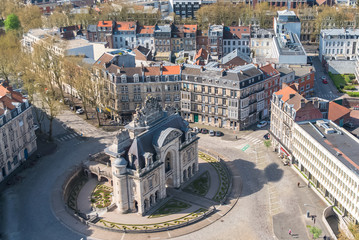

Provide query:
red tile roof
left=116, top=21, right=136, bottom=31
left=94, top=53, right=114, bottom=67
left=274, top=84, right=298, bottom=102
left=260, top=64, right=280, bottom=79
left=144, top=67, right=160, bottom=76
left=137, top=25, right=155, bottom=34
left=162, top=66, right=180, bottom=75
left=328, top=102, right=351, bottom=122
left=182, top=25, right=197, bottom=33
left=228, top=26, right=250, bottom=38
left=194, top=48, right=208, bottom=61
left=97, top=21, right=113, bottom=28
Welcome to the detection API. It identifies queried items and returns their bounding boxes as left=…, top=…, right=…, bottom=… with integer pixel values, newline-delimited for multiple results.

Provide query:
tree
left=17, top=5, right=43, bottom=32
left=4, top=13, right=20, bottom=32
left=307, top=225, right=322, bottom=240
left=0, top=32, right=21, bottom=84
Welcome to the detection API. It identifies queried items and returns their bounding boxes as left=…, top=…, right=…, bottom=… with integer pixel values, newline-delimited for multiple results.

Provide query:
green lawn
left=183, top=171, right=210, bottom=196
left=149, top=199, right=191, bottom=218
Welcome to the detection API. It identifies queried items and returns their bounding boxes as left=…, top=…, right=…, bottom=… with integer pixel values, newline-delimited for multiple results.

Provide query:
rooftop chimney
left=300, top=98, right=305, bottom=108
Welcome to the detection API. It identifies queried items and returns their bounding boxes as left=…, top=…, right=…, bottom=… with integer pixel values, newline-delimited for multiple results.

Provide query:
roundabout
left=57, top=151, right=237, bottom=235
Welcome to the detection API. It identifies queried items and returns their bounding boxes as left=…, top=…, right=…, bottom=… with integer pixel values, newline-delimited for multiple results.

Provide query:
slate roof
left=128, top=114, right=188, bottom=169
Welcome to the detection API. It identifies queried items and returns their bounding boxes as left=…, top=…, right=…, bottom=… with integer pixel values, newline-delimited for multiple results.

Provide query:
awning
left=280, top=147, right=289, bottom=156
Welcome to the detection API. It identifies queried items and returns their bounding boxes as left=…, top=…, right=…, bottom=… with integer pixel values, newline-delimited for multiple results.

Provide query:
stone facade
left=104, top=96, right=199, bottom=215
left=0, top=85, right=37, bottom=183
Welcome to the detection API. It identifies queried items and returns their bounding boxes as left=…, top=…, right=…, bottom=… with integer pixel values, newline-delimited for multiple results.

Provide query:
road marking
left=242, top=144, right=250, bottom=151
left=120, top=233, right=126, bottom=240
left=167, top=231, right=172, bottom=238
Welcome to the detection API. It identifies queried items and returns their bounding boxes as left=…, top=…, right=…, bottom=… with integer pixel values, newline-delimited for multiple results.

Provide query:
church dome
left=113, top=157, right=127, bottom=168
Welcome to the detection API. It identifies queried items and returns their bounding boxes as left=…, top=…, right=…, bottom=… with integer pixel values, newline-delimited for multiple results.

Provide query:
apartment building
left=154, top=25, right=172, bottom=53
left=0, top=84, right=37, bottom=183
left=270, top=84, right=323, bottom=159
left=223, top=26, right=251, bottom=56
left=96, top=21, right=115, bottom=48
left=208, top=25, right=224, bottom=60
left=261, top=65, right=280, bottom=118
left=171, top=25, right=197, bottom=52
left=180, top=63, right=278, bottom=130
left=136, top=25, right=155, bottom=51
left=293, top=119, right=359, bottom=222
left=113, top=21, right=137, bottom=49
left=98, top=64, right=181, bottom=123
left=250, top=28, right=275, bottom=63
left=319, top=29, right=359, bottom=62
left=274, top=10, right=301, bottom=39
left=169, top=0, right=215, bottom=18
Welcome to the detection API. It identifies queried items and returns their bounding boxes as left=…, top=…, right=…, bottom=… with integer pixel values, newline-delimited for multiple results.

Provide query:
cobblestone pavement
left=0, top=117, right=333, bottom=240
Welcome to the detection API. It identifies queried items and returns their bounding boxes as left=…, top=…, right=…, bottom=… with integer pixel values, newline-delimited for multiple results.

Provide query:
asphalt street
left=312, top=56, right=342, bottom=101
left=0, top=111, right=332, bottom=240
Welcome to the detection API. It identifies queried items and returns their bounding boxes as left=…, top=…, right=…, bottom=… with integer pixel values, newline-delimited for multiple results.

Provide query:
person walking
left=297, top=182, right=300, bottom=187
left=288, top=229, right=292, bottom=235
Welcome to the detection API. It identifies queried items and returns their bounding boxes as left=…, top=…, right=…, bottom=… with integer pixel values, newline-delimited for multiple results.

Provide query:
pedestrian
left=312, top=215, right=314, bottom=221
left=288, top=229, right=292, bottom=235
left=323, top=235, right=327, bottom=240
left=297, top=182, right=300, bottom=188
left=314, top=216, right=316, bottom=224
left=308, top=182, right=311, bottom=188
left=235, top=136, right=238, bottom=140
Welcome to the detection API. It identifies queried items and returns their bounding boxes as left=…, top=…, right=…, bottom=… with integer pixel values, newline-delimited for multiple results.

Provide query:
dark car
left=215, top=131, right=223, bottom=137
left=201, top=128, right=209, bottom=134
left=263, top=133, right=270, bottom=140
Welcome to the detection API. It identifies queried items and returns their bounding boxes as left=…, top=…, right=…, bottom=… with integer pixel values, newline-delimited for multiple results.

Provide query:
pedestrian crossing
left=244, top=135, right=262, bottom=144
left=317, top=94, right=338, bottom=100
left=56, top=132, right=80, bottom=142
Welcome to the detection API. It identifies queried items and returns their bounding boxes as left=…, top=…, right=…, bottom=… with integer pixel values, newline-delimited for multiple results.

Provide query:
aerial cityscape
left=1, top=0, right=359, bottom=239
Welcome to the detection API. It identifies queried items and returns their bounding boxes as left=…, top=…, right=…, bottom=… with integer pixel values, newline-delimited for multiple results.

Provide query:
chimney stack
left=300, top=98, right=305, bottom=108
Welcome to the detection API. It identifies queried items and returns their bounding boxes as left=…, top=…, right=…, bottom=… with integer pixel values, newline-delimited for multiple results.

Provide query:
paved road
left=312, top=56, right=342, bottom=101
left=0, top=116, right=333, bottom=240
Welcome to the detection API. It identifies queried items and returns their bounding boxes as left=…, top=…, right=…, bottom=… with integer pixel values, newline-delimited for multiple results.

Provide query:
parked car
left=263, top=133, right=270, bottom=140
left=201, top=128, right=209, bottom=134
left=257, top=121, right=268, bottom=128
left=215, top=131, right=223, bottom=137
left=209, top=130, right=215, bottom=136
left=76, top=108, right=84, bottom=114
left=322, top=79, right=328, bottom=84
left=193, top=127, right=199, bottom=133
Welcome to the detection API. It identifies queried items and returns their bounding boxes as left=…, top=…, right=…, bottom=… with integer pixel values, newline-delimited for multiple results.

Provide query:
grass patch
left=91, top=184, right=113, bottom=209
left=149, top=199, right=191, bottom=218
left=183, top=171, right=210, bottom=196
left=328, top=73, right=357, bottom=93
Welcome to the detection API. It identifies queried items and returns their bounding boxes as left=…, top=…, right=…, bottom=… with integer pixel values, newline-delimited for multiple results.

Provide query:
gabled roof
left=222, top=56, right=247, bottom=67
left=136, top=46, right=151, bottom=57
left=137, top=25, right=155, bottom=34
left=94, top=52, right=114, bottom=67
left=328, top=102, right=351, bottom=122
left=275, top=84, right=299, bottom=102
left=224, top=26, right=250, bottom=39
left=182, top=25, right=197, bottom=33
left=260, top=64, right=280, bottom=79
left=0, top=85, right=26, bottom=111
left=116, top=21, right=136, bottom=31
left=143, top=67, right=160, bottom=76
left=194, top=48, right=208, bottom=61
left=97, top=21, right=113, bottom=28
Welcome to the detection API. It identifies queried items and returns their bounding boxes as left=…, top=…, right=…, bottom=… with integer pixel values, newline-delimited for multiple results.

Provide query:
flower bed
left=91, top=184, right=113, bottom=209
left=198, top=152, right=230, bottom=202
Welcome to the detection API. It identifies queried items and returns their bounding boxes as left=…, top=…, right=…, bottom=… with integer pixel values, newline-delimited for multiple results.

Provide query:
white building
left=293, top=119, right=359, bottom=223
left=250, top=28, right=275, bottom=64
left=104, top=96, right=199, bottom=215
left=319, top=28, right=359, bottom=62
left=136, top=25, right=155, bottom=51
left=113, top=22, right=137, bottom=49
left=272, top=32, right=307, bottom=65
left=223, top=26, right=251, bottom=56
left=274, top=10, right=301, bottom=39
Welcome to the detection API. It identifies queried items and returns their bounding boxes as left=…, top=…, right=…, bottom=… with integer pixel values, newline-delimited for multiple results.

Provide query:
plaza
left=0, top=107, right=333, bottom=240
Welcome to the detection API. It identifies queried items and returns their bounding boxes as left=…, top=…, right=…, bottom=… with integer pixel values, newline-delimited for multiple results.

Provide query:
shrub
left=343, top=85, right=356, bottom=90
left=347, top=92, right=359, bottom=97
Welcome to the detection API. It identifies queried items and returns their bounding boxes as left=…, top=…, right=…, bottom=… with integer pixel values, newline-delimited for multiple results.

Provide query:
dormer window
left=134, top=74, right=139, bottom=83
left=174, top=75, right=179, bottom=81
left=146, top=76, right=151, bottom=82
left=165, top=75, right=169, bottom=81
left=155, top=76, right=160, bottom=82
left=121, top=74, right=127, bottom=83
